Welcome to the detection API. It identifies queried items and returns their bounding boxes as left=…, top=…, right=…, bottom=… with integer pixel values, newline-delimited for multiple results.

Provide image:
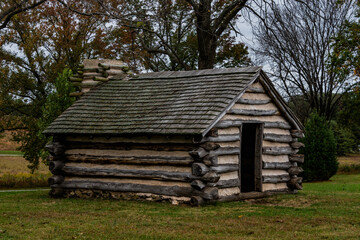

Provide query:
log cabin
left=43, top=64, right=305, bottom=205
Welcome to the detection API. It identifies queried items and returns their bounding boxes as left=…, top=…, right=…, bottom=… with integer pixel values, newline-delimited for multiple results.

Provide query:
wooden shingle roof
left=44, top=66, right=262, bottom=136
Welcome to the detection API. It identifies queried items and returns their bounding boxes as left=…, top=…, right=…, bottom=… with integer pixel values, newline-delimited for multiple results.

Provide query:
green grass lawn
left=0, top=150, right=23, bottom=156
left=0, top=174, right=359, bottom=240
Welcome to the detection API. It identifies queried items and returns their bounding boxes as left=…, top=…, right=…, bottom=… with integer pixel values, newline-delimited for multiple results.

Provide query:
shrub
left=301, top=112, right=338, bottom=181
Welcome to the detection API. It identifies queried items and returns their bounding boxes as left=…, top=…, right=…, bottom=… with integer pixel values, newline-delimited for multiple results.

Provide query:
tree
left=331, top=2, right=360, bottom=79
left=0, top=1, right=116, bottom=170
left=252, top=0, right=355, bottom=120
left=301, top=112, right=338, bottom=181
left=337, top=85, right=360, bottom=151
left=0, top=0, right=47, bottom=29
left=14, top=69, right=75, bottom=171
left=59, top=0, right=251, bottom=70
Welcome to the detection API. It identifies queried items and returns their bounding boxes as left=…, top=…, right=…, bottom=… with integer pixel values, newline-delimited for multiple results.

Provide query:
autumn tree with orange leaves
left=0, top=1, right=117, bottom=170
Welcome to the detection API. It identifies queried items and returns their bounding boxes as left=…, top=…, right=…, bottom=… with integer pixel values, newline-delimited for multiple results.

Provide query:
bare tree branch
left=0, top=0, right=47, bottom=29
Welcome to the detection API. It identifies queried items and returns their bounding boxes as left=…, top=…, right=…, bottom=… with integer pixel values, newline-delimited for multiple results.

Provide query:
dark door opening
left=240, top=123, right=263, bottom=192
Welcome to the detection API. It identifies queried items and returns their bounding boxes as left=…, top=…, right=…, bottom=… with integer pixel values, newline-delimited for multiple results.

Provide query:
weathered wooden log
left=264, top=122, right=292, bottom=129
left=201, top=171, right=220, bottom=183
left=54, top=180, right=219, bottom=200
left=192, top=163, right=209, bottom=176
left=77, top=70, right=83, bottom=75
left=81, top=82, right=101, bottom=88
left=93, top=77, right=109, bottom=82
left=289, top=154, right=304, bottom=163
left=200, top=142, right=220, bottom=151
left=213, top=191, right=273, bottom=203
left=262, top=147, right=297, bottom=155
left=82, top=67, right=99, bottom=72
left=215, top=120, right=291, bottom=129
left=263, top=133, right=293, bottom=143
left=207, top=179, right=240, bottom=188
left=49, top=161, right=65, bottom=174
left=288, top=166, right=304, bottom=176
left=98, top=63, right=110, bottom=70
left=291, top=130, right=305, bottom=138
left=69, top=92, right=84, bottom=97
left=46, top=142, right=65, bottom=156
left=83, top=72, right=103, bottom=77
left=214, top=120, right=242, bottom=128
left=66, top=141, right=196, bottom=152
left=200, top=134, right=240, bottom=143
left=190, top=196, right=205, bottom=206
left=291, top=142, right=305, bottom=149
left=287, top=177, right=303, bottom=190
left=69, top=77, right=83, bottom=82
left=237, top=98, right=271, bottom=105
left=246, top=87, right=266, bottom=93
left=48, top=175, right=64, bottom=185
left=78, top=64, right=84, bottom=68
left=229, top=109, right=279, bottom=116
left=109, top=73, right=127, bottom=80
left=202, top=187, right=219, bottom=200
left=210, top=164, right=238, bottom=174
left=66, top=154, right=194, bottom=166
left=262, top=174, right=290, bottom=183
left=189, top=147, right=208, bottom=159
left=202, top=156, right=218, bottom=166
left=191, top=180, right=206, bottom=190
left=104, top=70, right=125, bottom=77
left=61, top=164, right=220, bottom=183
left=98, top=63, right=127, bottom=70
left=262, top=161, right=292, bottom=169
left=209, top=147, right=240, bottom=157
left=62, top=165, right=189, bottom=181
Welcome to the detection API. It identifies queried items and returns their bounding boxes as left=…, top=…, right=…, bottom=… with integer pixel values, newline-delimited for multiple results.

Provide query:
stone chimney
left=69, top=59, right=130, bottom=98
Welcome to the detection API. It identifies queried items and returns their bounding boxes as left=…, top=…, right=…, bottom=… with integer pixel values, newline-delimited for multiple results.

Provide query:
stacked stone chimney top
left=69, top=59, right=131, bottom=98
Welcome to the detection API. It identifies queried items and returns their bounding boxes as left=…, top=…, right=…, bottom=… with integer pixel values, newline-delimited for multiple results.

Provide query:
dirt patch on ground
left=0, top=131, right=20, bottom=151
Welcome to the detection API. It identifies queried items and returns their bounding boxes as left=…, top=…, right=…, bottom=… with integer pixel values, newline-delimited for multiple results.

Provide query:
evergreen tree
left=301, top=112, right=338, bottom=181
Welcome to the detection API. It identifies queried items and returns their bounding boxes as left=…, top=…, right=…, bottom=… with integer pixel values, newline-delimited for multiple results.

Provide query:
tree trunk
left=196, top=0, right=217, bottom=69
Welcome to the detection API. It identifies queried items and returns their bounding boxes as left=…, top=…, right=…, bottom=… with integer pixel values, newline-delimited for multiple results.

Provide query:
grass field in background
left=338, top=153, right=360, bottom=174
left=0, top=155, right=50, bottom=189
left=0, top=174, right=359, bottom=239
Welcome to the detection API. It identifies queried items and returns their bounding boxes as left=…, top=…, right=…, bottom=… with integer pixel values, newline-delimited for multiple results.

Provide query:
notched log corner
left=192, top=163, right=209, bottom=176
left=45, top=142, right=66, bottom=156
left=191, top=180, right=206, bottom=190
left=189, top=147, right=208, bottom=159
left=287, top=177, right=303, bottom=190
left=49, top=161, right=65, bottom=175
left=48, top=175, right=64, bottom=185
left=190, top=196, right=205, bottom=206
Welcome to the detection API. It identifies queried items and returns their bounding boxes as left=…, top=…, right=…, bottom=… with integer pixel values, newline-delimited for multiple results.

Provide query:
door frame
left=238, top=122, right=264, bottom=192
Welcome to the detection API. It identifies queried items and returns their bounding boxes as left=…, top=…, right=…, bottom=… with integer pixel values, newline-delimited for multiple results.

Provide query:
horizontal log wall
left=214, top=80, right=304, bottom=193
left=49, top=135, right=222, bottom=202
